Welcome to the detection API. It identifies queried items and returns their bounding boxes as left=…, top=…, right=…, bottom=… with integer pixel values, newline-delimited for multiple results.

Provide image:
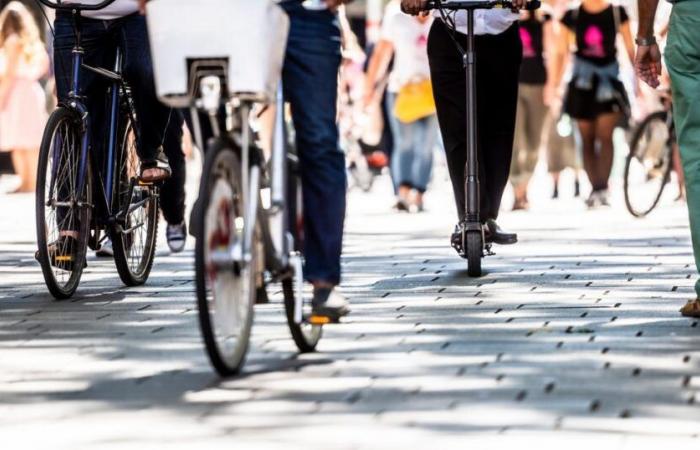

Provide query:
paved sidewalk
left=0, top=177, right=699, bottom=450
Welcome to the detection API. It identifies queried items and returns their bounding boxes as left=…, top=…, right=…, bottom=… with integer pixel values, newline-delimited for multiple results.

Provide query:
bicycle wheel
left=195, top=140, right=255, bottom=376
left=624, top=111, right=674, bottom=218
left=466, top=230, right=483, bottom=278
left=283, top=162, right=322, bottom=353
left=111, top=116, right=160, bottom=286
left=35, top=108, right=92, bottom=299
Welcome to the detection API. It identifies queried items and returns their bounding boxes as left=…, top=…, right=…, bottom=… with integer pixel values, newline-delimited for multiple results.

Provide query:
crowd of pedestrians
left=0, top=0, right=699, bottom=319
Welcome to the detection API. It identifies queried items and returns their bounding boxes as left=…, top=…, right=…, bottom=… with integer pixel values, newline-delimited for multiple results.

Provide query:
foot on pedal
left=311, top=287, right=350, bottom=324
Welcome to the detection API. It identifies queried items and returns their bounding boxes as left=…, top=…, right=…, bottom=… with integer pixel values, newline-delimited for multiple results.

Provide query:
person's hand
left=401, top=0, right=430, bottom=16
left=511, top=0, right=528, bottom=10
left=635, top=42, right=663, bottom=89
left=138, top=0, right=147, bottom=14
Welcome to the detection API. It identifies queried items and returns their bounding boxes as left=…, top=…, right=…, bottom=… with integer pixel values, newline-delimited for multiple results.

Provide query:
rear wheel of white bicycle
left=283, top=160, right=322, bottom=353
left=195, top=142, right=255, bottom=376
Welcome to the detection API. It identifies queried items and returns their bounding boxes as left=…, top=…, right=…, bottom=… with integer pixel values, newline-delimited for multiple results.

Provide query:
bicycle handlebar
left=35, top=0, right=119, bottom=12
left=423, top=0, right=541, bottom=11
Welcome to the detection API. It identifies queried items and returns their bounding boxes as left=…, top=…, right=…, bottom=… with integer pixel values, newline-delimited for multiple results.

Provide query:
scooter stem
left=464, top=9, right=480, bottom=225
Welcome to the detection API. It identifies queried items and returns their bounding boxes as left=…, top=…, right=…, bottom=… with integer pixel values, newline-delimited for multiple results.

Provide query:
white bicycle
left=148, top=0, right=325, bottom=376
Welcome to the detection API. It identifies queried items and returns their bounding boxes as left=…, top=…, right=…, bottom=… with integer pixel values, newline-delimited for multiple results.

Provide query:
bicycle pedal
left=307, top=314, right=339, bottom=325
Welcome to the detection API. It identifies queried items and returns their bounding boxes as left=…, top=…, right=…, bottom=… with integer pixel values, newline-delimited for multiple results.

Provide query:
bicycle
left=421, top=0, right=541, bottom=277
left=34, top=0, right=160, bottom=299
left=624, top=92, right=682, bottom=218
left=147, top=0, right=326, bottom=376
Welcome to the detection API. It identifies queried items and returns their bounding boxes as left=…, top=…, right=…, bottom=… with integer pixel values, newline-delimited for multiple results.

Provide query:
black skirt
left=564, top=75, right=630, bottom=121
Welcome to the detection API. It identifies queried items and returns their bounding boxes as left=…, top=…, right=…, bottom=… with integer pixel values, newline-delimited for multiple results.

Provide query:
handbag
left=393, top=78, right=436, bottom=124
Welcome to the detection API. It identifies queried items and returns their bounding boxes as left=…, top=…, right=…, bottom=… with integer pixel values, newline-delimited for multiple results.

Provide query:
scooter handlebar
left=422, top=0, right=541, bottom=11
left=34, top=0, right=119, bottom=12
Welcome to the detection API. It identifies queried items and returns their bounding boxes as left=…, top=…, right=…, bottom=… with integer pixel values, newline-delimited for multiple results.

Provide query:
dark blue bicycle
left=35, top=0, right=159, bottom=299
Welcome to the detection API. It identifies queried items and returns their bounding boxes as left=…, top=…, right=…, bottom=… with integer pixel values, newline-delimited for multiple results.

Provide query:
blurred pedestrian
left=0, top=1, right=48, bottom=193
left=547, top=111, right=581, bottom=199
left=365, top=6, right=437, bottom=213
left=636, top=0, right=700, bottom=317
left=551, top=0, right=636, bottom=208
left=510, top=5, right=555, bottom=211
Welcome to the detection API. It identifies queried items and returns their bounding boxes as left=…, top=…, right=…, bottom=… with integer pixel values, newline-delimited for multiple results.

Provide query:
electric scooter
left=422, top=0, right=541, bottom=277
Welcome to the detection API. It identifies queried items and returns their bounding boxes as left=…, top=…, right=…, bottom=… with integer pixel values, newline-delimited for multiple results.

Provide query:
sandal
left=139, top=147, right=172, bottom=183
left=680, top=299, right=700, bottom=318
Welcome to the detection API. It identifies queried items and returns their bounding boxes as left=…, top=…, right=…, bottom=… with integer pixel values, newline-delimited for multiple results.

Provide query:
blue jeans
left=53, top=13, right=174, bottom=168
left=280, top=2, right=346, bottom=285
left=53, top=12, right=184, bottom=223
left=386, top=93, right=437, bottom=193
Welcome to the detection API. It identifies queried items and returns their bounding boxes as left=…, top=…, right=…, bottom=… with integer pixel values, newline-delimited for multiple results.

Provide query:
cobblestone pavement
left=1, top=174, right=699, bottom=450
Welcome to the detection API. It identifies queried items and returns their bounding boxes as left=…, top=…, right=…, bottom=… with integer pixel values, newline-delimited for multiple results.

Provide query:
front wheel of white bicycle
left=195, top=142, right=256, bottom=377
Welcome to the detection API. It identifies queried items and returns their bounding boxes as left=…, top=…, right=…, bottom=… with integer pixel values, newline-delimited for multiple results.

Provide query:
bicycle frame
left=54, top=10, right=138, bottom=225
left=197, top=75, right=305, bottom=321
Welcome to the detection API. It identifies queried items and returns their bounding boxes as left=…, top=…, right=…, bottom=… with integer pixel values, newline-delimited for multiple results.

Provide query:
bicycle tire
left=624, top=111, right=673, bottom=218
left=283, top=165, right=322, bottom=353
left=35, top=107, right=92, bottom=300
left=466, top=231, right=483, bottom=278
left=195, top=140, right=255, bottom=376
left=111, top=116, right=159, bottom=286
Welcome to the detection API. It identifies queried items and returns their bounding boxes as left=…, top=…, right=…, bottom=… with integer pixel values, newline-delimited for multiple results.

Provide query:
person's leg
left=592, top=112, right=618, bottom=191
left=522, top=85, right=547, bottom=186
left=117, top=14, right=172, bottom=180
left=510, top=87, right=528, bottom=193
left=475, top=25, right=522, bottom=221
left=159, top=111, right=186, bottom=226
left=411, top=115, right=437, bottom=194
left=10, top=150, right=30, bottom=193
left=428, top=20, right=468, bottom=221
left=386, top=93, right=403, bottom=194
left=665, top=2, right=700, bottom=308
left=577, top=119, right=597, bottom=190
left=282, top=5, right=345, bottom=287
left=52, top=14, right=112, bottom=237
left=393, top=118, right=416, bottom=205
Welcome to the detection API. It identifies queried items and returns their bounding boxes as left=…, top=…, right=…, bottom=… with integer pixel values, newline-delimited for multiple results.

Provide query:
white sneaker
left=167, top=222, right=187, bottom=253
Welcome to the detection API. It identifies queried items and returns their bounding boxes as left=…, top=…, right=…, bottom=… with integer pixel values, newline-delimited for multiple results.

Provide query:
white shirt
left=381, top=13, right=433, bottom=93
left=74, top=0, right=140, bottom=20
left=433, top=3, right=519, bottom=35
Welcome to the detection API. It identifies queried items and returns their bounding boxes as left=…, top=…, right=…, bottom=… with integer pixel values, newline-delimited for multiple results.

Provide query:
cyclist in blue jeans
left=53, top=1, right=188, bottom=254
left=277, top=0, right=352, bottom=320
left=154, top=0, right=352, bottom=320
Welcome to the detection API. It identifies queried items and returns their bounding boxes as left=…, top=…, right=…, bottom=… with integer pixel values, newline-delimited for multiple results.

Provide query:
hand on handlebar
left=401, top=0, right=430, bottom=16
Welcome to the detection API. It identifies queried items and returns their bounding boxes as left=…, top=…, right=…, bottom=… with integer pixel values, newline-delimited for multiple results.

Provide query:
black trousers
left=428, top=20, right=522, bottom=222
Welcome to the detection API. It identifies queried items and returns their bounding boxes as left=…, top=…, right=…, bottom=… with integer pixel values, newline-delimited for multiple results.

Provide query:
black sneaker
left=167, top=222, right=187, bottom=253
left=311, top=287, right=350, bottom=323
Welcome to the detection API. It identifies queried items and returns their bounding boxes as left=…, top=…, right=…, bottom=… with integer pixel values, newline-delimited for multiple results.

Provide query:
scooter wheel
left=466, top=231, right=483, bottom=278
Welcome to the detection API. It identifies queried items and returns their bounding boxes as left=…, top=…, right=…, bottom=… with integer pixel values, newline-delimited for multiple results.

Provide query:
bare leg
left=11, top=150, right=35, bottom=193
